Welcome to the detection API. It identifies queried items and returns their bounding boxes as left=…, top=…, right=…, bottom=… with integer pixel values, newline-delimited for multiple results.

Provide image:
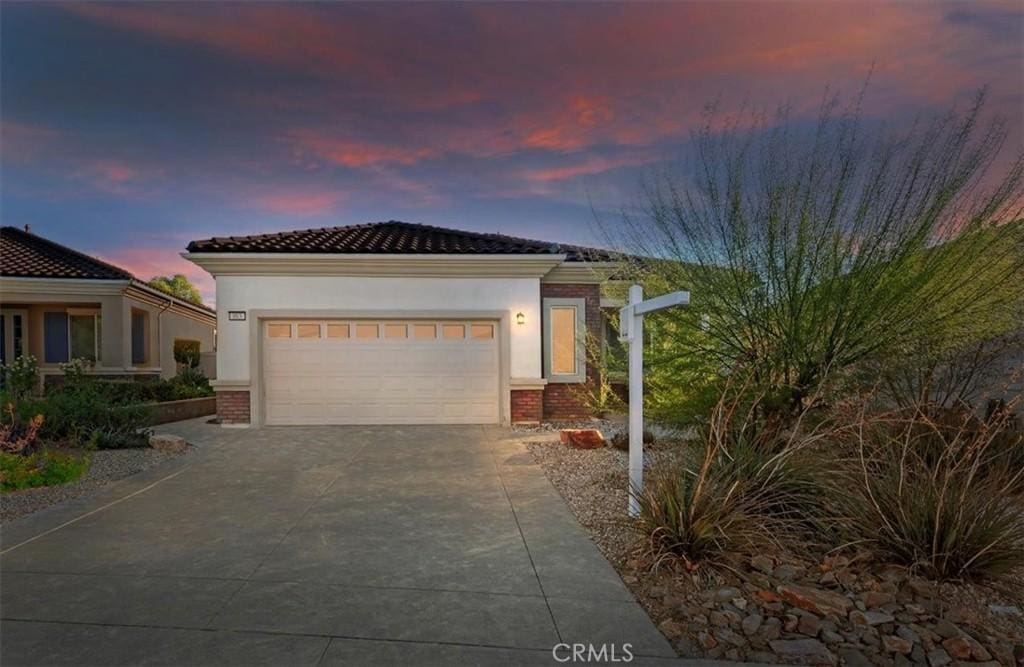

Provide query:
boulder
left=149, top=434, right=188, bottom=453
left=559, top=429, right=604, bottom=449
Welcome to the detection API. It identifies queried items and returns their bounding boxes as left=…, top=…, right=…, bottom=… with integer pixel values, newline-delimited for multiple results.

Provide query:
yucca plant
left=834, top=401, right=1024, bottom=580
left=633, top=391, right=827, bottom=569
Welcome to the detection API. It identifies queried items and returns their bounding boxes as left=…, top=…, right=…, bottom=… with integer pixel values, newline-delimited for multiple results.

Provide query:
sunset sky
left=2, top=2, right=1021, bottom=303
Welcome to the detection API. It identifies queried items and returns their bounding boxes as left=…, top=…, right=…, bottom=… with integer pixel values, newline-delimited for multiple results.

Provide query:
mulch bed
left=527, top=437, right=1024, bottom=666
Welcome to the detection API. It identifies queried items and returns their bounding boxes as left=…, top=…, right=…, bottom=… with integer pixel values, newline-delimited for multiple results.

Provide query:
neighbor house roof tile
left=1, top=226, right=134, bottom=280
left=186, top=221, right=614, bottom=262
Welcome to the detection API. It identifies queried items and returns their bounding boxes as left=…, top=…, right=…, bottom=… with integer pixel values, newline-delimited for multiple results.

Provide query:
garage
left=262, top=319, right=500, bottom=425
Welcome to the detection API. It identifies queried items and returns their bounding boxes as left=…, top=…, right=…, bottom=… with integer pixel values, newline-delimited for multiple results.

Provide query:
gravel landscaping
left=527, top=436, right=1024, bottom=666
left=0, top=446, right=191, bottom=523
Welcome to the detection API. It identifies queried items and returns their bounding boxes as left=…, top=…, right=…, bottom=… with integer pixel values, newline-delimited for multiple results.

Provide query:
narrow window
left=130, top=311, right=147, bottom=364
left=550, top=307, right=576, bottom=375
left=44, top=312, right=69, bottom=363
left=543, top=298, right=586, bottom=383
left=72, top=314, right=101, bottom=363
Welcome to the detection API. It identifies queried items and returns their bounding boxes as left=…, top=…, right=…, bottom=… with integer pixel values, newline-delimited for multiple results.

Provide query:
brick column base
left=510, top=389, right=543, bottom=424
left=542, top=383, right=593, bottom=420
left=216, top=390, right=251, bottom=425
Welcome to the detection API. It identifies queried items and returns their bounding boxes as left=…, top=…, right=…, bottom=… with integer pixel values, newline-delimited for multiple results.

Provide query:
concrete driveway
left=1, top=420, right=682, bottom=666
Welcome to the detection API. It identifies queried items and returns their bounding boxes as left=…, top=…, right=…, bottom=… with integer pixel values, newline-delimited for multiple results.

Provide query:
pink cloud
left=286, top=131, right=439, bottom=168
left=521, top=152, right=656, bottom=183
left=251, top=188, right=345, bottom=216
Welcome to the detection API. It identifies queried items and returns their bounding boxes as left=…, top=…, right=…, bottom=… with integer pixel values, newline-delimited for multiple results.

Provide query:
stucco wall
left=214, top=275, right=543, bottom=384
left=125, top=294, right=217, bottom=379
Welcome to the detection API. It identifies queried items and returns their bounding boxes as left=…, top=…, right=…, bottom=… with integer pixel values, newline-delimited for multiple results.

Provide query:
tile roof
left=1, top=226, right=134, bottom=280
left=186, top=221, right=614, bottom=262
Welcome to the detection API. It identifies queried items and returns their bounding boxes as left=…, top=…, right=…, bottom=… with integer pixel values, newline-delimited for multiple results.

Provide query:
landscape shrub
left=173, top=339, right=201, bottom=368
left=0, top=449, right=89, bottom=492
left=21, top=389, right=151, bottom=449
left=1, top=354, right=39, bottom=399
left=831, top=403, right=1024, bottom=580
left=634, top=395, right=824, bottom=569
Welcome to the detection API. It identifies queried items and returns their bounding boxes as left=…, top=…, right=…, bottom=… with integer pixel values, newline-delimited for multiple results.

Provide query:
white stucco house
left=184, top=221, right=619, bottom=427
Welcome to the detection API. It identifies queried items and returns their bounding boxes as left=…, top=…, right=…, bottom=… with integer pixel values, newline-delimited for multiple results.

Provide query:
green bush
left=832, top=406, right=1024, bottom=580
left=24, top=380, right=152, bottom=449
left=1, top=355, right=39, bottom=399
left=173, top=339, right=201, bottom=368
left=1, top=449, right=89, bottom=491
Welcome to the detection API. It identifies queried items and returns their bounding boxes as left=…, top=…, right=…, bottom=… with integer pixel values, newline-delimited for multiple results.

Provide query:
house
left=0, top=226, right=217, bottom=384
left=184, top=221, right=620, bottom=426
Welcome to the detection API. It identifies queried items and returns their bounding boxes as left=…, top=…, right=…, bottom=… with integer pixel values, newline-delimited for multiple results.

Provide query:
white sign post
left=619, top=285, right=690, bottom=517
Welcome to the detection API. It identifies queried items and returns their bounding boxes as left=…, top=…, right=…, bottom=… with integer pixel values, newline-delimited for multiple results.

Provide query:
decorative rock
left=850, top=610, right=895, bottom=626
left=760, top=617, right=782, bottom=641
left=709, top=611, right=732, bottom=627
left=714, top=627, right=747, bottom=647
left=896, top=625, right=920, bottom=645
left=658, top=619, right=684, bottom=639
left=713, top=586, right=742, bottom=603
left=755, top=589, right=781, bottom=603
left=751, top=554, right=775, bottom=574
left=987, top=604, right=1021, bottom=616
left=861, top=591, right=895, bottom=608
left=784, top=614, right=800, bottom=633
left=821, top=629, right=843, bottom=645
left=798, top=613, right=821, bottom=637
left=648, top=586, right=668, bottom=598
left=769, top=639, right=836, bottom=665
left=884, top=636, right=913, bottom=654
left=773, top=564, right=804, bottom=581
left=932, top=620, right=960, bottom=640
left=819, top=571, right=838, bottom=586
left=779, top=584, right=854, bottom=618
left=741, top=613, right=763, bottom=636
left=697, top=630, right=718, bottom=650
left=560, top=429, right=604, bottom=449
left=925, top=648, right=951, bottom=667
left=731, top=597, right=748, bottom=611
left=149, top=434, right=188, bottom=453
left=940, top=637, right=971, bottom=660
left=838, top=647, right=873, bottom=667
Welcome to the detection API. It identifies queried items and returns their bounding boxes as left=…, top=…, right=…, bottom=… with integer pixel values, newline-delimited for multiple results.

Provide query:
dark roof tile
left=1, top=226, right=134, bottom=280
left=186, top=221, right=613, bottom=262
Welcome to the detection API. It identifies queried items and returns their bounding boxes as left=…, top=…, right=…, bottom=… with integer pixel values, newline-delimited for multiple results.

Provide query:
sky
left=2, top=2, right=1022, bottom=304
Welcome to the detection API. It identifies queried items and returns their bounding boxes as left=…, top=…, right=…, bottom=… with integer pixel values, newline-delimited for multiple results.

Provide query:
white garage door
left=262, top=320, right=500, bottom=425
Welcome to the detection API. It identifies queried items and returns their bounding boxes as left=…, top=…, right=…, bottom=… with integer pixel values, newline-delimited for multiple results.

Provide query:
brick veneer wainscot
left=510, top=389, right=544, bottom=423
left=540, top=283, right=602, bottom=420
left=216, top=390, right=250, bottom=424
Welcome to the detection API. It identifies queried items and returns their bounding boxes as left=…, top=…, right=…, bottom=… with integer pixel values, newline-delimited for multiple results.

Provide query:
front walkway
left=1, top=420, right=695, bottom=665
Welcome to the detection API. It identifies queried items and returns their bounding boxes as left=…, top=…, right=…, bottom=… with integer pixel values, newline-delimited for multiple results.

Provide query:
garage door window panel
left=356, top=324, right=379, bottom=339
left=268, top=323, right=291, bottom=338
left=297, top=323, right=321, bottom=338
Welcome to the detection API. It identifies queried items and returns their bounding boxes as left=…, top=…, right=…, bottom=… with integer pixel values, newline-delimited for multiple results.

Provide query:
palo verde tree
left=605, top=88, right=1024, bottom=424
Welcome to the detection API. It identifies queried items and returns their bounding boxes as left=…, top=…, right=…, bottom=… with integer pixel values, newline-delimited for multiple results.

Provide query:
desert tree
left=603, top=88, right=1024, bottom=424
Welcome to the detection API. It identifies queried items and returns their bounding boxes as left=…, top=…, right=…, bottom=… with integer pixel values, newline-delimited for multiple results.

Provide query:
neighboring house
left=184, top=221, right=619, bottom=426
left=0, top=226, right=216, bottom=384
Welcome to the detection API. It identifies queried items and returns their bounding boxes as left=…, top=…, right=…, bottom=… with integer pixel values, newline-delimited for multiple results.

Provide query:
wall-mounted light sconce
left=516, top=312, right=526, bottom=325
